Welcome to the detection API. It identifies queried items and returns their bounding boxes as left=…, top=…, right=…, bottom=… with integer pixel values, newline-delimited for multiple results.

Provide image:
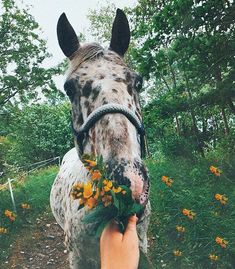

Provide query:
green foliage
left=146, top=153, right=235, bottom=269
left=4, top=102, right=72, bottom=167
left=0, top=166, right=58, bottom=256
left=0, top=0, right=63, bottom=108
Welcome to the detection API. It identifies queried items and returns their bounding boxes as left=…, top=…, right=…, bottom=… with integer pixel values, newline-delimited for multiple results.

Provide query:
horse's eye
left=134, top=75, right=143, bottom=92
left=64, top=79, right=76, bottom=100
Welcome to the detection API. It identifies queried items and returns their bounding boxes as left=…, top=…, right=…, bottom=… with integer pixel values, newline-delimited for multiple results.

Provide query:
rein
left=71, top=103, right=149, bottom=159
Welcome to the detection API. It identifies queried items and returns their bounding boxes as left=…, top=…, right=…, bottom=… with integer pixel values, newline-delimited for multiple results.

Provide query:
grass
left=147, top=155, right=235, bottom=268
left=0, top=166, right=58, bottom=259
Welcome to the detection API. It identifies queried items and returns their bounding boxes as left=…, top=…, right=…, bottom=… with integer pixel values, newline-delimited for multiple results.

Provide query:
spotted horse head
left=57, top=9, right=149, bottom=206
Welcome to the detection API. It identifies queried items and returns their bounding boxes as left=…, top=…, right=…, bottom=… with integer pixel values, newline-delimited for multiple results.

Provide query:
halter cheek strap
left=71, top=103, right=149, bottom=159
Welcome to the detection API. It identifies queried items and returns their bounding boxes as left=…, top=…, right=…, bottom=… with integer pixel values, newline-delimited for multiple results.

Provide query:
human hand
left=100, top=215, right=139, bottom=269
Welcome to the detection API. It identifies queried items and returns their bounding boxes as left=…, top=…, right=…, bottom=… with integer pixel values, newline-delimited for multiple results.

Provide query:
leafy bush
left=5, top=102, right=72, bottom=167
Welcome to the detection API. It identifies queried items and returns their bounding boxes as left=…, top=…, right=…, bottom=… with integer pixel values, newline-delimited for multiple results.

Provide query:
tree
left=0, top=0, right=63, bottom=108
left=131, top=0, right=235, bottom=154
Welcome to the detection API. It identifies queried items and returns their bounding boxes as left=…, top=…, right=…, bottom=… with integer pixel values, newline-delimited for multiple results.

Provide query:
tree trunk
left=221, top=107, right=229, bottom=135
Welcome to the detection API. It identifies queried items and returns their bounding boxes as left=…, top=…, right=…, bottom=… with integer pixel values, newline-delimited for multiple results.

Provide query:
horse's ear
left=109, top=9, right=130, bottom=56
left=57, top=13, right=79, bottom=58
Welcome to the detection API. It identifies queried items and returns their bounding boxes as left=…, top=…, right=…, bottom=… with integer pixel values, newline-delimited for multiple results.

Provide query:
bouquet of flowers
left=70, top=155, right=144, bottom=237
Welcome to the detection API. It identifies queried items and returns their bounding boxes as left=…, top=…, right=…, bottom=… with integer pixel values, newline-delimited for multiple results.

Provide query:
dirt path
left=2, top=212, right=69, bottom=269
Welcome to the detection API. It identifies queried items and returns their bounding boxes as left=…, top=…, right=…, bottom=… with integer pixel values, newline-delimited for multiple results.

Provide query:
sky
left=23, top=0, right=137, bottom=68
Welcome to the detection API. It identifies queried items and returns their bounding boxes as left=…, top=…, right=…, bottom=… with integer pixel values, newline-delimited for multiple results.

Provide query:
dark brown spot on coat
left=127, top=84, right=132, bottom=96
left=82, top=80, right=93, bottom=97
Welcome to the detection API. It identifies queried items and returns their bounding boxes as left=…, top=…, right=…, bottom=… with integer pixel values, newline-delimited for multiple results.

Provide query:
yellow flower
left=21, top=203, right=30, bottom=209
left=0, top=227, right=7, bottom=234
left=83, top=182, right=93, bottom=199
left=103, top=180, right=113, bottom=192
left=91, top=170, right=102, bottom=181
left=176, top=225, right=185, bottom=233
left=173, top=250, right=182, bottom=256
left=122, top=190, right=127, bottom=195
left=209, top=254, right=219, bottom=261
left=210, top=166, right=221, bottom=176
left=215, top=236, right=228, bottom=248
left=112, top=186, right=122, bottom=193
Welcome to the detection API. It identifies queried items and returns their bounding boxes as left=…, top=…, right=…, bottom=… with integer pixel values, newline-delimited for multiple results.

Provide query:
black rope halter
left=71, top=103, right=149, bottom=159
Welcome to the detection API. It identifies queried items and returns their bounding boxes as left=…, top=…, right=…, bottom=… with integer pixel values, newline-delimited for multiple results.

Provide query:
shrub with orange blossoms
left=0, top=227, right=7, bottom=234
left=182, top=208, right=196, bottom=220
left=215, top=236, right=228, bottom=248
left=176, top=225, right=185, bottom=233
left=161, top=175, right=173, bottom=187
left=4, top=209, right=16, bottom=222
left=173, top=250, right=182, bottom=256
left=210, top=166, right=222, bottom=176
left=209, top=254, right=219, bottom=261
left=21, top=203, right=30, bottom=209
left=214, top=193, right=228, bottom=205
left=70, top=155, right=144, bottom=237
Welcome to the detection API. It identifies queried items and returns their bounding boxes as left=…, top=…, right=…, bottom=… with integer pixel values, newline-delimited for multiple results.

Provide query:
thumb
left=123, top=215, right=138, bottom=239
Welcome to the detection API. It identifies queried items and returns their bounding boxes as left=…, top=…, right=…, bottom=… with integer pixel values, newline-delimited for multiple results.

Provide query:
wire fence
left=0, top=156, right=60, bottom=213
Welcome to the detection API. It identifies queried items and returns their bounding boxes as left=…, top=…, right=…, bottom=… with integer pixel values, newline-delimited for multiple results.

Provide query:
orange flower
left=91, top=170, right=102, bottom=181
left=103, top=180, right=113, bottom=192
left=83, top=182, right=93, bottom=199
left=4, top=210, right=12, bottom=218
left=161, top=175, right=173, bottom=187
left=210, top=166, right=221, bottom=176
left=214, top=193, right=228, bottom=205
left=85, top=197, right=98, bottom=209
left=215, top=236, right=228, bottom=248
left=84, top=159, right=97, bottom=167
left=182, top=208, right=196, bottom=220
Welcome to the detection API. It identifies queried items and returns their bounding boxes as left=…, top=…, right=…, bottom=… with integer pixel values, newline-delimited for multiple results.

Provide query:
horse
left=50, top=9, right=151, bottom=269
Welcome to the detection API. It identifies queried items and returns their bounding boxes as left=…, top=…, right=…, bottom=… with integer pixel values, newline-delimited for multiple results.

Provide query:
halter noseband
left=71, top=103, right=148, bottom=159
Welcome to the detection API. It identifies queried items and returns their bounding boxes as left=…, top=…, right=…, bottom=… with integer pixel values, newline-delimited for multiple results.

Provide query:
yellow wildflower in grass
left=21, top=203, right=30, bottom=209
left=83, top=182, right=93, bottom=199
left=210, top=166, right=222, bottom=176
left=4, top=210, right=12, bottom=218
left=182, top=208, right=196, bottom=220
left=215, top=236, right=228, bottom=248
left=0, top=227, right=7, bottom=234
left=176, top=225, right=185, bottom=233
left=214, top=193, right=228, bottom=205
left=173, top=250, right=182, bottom=257
left=91, top=170, right=102, bottom=181
left=161, top=175, right=173, bottom=187
left=209, top=254, right=219, bottom=261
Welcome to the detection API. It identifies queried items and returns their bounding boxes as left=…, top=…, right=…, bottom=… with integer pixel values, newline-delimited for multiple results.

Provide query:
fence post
left=8, top=178, right=17, bottom=213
